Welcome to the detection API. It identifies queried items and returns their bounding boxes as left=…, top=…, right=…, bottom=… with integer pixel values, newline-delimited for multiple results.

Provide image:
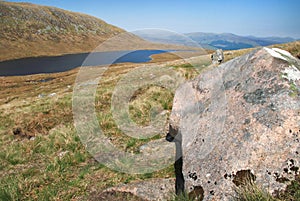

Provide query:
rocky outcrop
left=168, top=47, right=300, bottom=200
left=211, top=49, right=224, bottom=64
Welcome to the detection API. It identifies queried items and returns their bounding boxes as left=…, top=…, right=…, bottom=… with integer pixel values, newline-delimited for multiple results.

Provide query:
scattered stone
left=48, top=93, right=57, bottom=97
left=58, top=151, right=69, bottom=159
left=39, top=77, right=54, bottom=83
left=211, top=49, right=224, bottom=64
left=38, top=93, right=46, bottom=98
left=102, top=178, right=175, bottom=201
left=29, top=136, right=35, bottom=141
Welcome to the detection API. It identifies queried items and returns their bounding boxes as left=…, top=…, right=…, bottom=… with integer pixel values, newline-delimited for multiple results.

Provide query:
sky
left=6, top=0, right=300, bottom=38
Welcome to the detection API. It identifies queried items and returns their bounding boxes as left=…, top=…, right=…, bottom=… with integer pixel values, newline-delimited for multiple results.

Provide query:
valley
left=0, top=1, right=300, bottom=201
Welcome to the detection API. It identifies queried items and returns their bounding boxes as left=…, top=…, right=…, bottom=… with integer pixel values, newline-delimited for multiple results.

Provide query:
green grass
left=0, top=62, right=200, bottom=200
left=0, top=121, right=176, bottom=200
left=233, top=182, right=278, bottom=201
left=289, top=82, right=299, bottom=97
left=172, top=193, right=195, bottom=201
left=2, top=47, right=299, bottom=200
left=172, top=63, right=204, bottom=80
left=0, top=125, right=91, bottom=200
left=232, top=177, right=300, bottom=201
left=275, top=175, right=300, bottom=201
left=129, top=86, right=174, bottom=126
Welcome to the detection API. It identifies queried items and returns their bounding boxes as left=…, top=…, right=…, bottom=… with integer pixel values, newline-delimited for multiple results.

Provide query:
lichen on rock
left=168, top=47, right=300, bottom=200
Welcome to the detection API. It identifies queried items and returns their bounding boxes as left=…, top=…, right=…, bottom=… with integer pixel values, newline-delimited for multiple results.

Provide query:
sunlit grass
left=1, top=43, right=299, bottom=200
left=0, top=57, right=207, bottom=200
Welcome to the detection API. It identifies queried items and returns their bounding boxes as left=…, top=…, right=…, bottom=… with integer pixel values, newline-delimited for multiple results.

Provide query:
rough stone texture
left=211, top=49, right=224, bottom=64
left=169, top=47, right=300, bottom=200
left=103, top=178, right=175, bottom=201
left=90, top=191, right=146, bottom=201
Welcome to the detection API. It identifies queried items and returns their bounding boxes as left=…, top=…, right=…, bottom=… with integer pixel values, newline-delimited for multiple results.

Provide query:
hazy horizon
left=5, top=0, right=300, bottom=39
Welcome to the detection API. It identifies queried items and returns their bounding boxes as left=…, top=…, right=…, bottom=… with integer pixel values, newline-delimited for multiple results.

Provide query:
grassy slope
left=1, top=42, right=299, bottom=200
left=0, top=52, right=210, bottom=200
left=0, top=2, right=299, bottom=199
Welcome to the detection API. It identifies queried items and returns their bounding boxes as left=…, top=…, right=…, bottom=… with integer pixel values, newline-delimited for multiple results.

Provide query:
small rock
left=29, top=136, right=36, bottom=141
left=48, top=93, right=56, bottom=97
left=38, top=93, right=46, bottom=98
left=211, top=49, right=224, bottom=64
left=58, top=151, right=69, bottom=158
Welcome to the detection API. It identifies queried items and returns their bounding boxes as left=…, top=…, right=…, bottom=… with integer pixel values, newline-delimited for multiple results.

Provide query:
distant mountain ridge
left=185, top=32, right=297, bottom=50
left=135, top=31, right=297, bottom=50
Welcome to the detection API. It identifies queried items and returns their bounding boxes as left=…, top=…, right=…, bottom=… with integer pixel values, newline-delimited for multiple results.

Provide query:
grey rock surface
left=169, top=47, right=300, bottom=200
left=103, top=178, right=175, bottom=201
left=211, top=49, right=224, bottom=64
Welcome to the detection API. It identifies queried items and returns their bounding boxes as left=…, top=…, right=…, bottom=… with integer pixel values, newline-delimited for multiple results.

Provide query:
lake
left=0, top=50, right=167, bottom=76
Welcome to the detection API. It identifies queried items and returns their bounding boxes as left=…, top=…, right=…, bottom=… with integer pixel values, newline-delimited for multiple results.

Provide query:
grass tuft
left=233, top=182, right=278, bottom=201
left=171, top=192, right=195, bottom=201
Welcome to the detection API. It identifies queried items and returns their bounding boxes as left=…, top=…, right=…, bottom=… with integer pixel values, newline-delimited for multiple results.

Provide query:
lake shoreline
left=0, top=50, right=169, bottom=76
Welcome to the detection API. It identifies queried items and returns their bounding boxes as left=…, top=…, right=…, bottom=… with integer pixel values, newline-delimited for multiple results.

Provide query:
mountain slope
left=185, top=32, right=297, bottom=50
left=0, top=2, right=131, bottom=61
left=0, top=2, right=203, bottom=62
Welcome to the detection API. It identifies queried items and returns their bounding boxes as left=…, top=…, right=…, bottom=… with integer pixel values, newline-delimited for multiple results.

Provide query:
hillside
left=0, top=1, right=125, bottom=61
left=0, top=1, right=138, bottom=61
left=0, top=2, right=204, bottom=62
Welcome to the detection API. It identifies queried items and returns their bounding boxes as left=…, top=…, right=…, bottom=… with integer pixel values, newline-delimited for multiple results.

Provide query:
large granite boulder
left=169, top=47, right=300, bottom=200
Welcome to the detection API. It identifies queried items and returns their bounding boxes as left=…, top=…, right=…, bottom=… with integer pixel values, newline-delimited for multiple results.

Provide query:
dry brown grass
left=0, top=73, right=166, bottom=200
left=271, top=40, right=300, bottom=59
left=1, top=37, right=298, bottom=200
left=150, top=50, right=212, bottom=63
left=223, top=48, right=255, bottom=62
left=223, top=40, right=300, bottom=62
left=0, top=52, right=208, bottom=200
left=0, top=68, right=77, bottom=105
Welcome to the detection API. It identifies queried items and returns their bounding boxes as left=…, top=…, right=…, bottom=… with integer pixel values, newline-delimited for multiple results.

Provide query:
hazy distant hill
left=185, top=32, right=296, bottom=50
left=135, top=30, right=297, bottom=50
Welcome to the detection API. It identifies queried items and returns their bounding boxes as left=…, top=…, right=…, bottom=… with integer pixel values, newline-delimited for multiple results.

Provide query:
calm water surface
left=0, top=50, right=167, bottom=76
